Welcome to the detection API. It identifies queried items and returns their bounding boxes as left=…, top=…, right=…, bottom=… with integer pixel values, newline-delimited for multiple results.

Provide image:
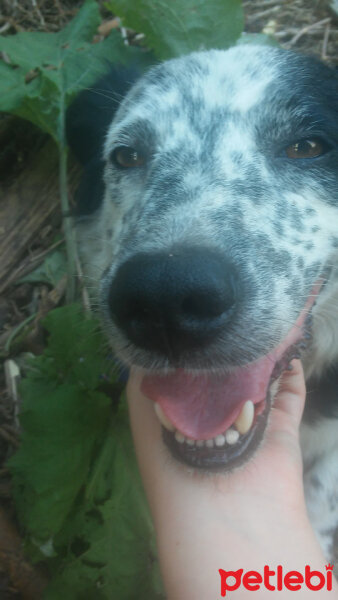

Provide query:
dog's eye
left=111, top=146, right=145, bottom=168
left=285, top=138, right=327, bottom=159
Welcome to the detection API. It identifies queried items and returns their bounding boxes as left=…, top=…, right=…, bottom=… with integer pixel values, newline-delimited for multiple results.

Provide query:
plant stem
left=59, top=95, right=77, bottom=303
left=4, top=313, right=37, bottom=353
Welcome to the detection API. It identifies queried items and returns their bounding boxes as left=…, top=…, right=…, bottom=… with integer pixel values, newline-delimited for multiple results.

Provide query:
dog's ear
left=309, top=59, right=338, bottom=112
left=66, top=65, right=140, bottom=216
left=320, top=63, right=338, bottom=108
left=66, top=65, right=140, bottom=165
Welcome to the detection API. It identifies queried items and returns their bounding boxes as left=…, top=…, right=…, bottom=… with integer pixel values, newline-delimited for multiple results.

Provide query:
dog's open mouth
left=140, top=279, right=323, bottom=471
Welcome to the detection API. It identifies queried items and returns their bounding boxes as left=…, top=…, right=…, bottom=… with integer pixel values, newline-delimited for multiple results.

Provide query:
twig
left=274, top=29, right=299, bottom=38
left=4, top=359, right=21, bottom=428
left=4, top=314, right=36, bottom=354
left=287, top=17, right=331, bottom=47
left=3, top=238, right=65, bottom=292
left=31, top=0, right=45, bottom=27
left=74, top=240, right=91, bottom=314
left=243, top=0, right=286, bottom=6
left=58, top=134, right=77, bottom=303
left=246, top=6, right=280, bottom=23
left=27, top=237, right=65, bottom=264
left=0, top=506, right=48, bottom=599
left=0, top=22, right=11, bottom=34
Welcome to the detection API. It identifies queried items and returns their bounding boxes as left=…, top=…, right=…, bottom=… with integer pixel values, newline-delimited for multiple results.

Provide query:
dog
left=66, top=44, right=338, bottom=563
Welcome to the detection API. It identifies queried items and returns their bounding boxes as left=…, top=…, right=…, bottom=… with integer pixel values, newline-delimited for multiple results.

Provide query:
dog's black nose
left=108, top=249, right=239, bottom=357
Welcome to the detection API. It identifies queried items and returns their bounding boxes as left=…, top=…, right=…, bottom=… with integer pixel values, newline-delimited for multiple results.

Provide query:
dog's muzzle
left=108, top=249, right=324, bottom=471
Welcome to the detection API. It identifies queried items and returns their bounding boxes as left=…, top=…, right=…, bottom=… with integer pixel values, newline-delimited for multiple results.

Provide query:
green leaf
left=18, top=249, right=68, bottom=286
left=8, top=305, right=163, bottom=598
left=0, top=0, right=142, bottom=143
left=40, top=304, right=116, bottom=390
left=106, top=0, right=244, bottom=60
left=45, top=408, right=164, bottom=599
left=9, top=381, right=111, bottom=541
left=8, top=305, right=113, bottom=540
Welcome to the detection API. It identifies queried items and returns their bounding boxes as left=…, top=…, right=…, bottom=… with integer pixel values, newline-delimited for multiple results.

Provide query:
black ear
left=72, top=156, right=106, bottom=216
left=66, top=65, right=140, bottom=215
left=66, top=65, right=140, bottom=165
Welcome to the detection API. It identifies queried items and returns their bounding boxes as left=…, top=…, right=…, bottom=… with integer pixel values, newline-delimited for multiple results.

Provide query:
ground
left=0, top=1, right=337, bottom=597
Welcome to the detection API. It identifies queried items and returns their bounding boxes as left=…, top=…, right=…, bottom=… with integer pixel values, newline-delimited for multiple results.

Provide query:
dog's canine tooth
left=175, top=431, right=185, bottom=443
left=234, top=400, right=254, bottom=435
left=224, top=428, right=240, bottom=445
left=154, top=402, right=175, bottom=432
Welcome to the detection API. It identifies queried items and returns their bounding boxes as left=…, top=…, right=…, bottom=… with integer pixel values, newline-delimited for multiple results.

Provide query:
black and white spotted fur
left=67, top=45, right=338, bottom=563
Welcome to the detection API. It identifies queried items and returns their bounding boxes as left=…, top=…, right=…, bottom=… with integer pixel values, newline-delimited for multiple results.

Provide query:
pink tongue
left=141, top=279, right=322, bottom=440
left=141, top=356, right=275, bottom=439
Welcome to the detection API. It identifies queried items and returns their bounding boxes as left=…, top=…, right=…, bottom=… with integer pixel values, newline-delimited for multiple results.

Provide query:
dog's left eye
left=111, top=146, right=145, bottom=168
left=285, top=138, right=328, bottom=159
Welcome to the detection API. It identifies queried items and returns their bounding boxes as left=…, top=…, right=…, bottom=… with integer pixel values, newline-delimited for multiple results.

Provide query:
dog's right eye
left=110, top=146, right=145, bottom=169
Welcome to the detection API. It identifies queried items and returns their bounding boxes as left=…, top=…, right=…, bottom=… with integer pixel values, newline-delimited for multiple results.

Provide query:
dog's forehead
left=105, top=44, right=304, bottom=157
left=104, top=45, right=336, bottom=159
left=104, top=46, right=307, bottom=156
left=142, top=46, right=278, bottom=113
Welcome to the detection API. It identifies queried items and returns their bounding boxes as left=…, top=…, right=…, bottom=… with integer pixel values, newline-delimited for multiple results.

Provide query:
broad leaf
left=106, top=0, right=244, bottom=59
left=8, top=305, right=163, bottom=598
left=44, top=408, right=164, bottom=599
left=18, top=249, right=67, bottom=286
left=0, top=0, right=142, bottom=144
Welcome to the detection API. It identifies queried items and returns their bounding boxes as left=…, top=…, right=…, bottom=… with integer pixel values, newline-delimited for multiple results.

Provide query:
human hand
left=127, top=360, right=337, bottom=598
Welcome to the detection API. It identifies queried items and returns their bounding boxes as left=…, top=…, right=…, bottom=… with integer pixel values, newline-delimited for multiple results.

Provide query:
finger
left=264, top=360, right=306, bottom=470
left=272, top=359, right=306, bottom=427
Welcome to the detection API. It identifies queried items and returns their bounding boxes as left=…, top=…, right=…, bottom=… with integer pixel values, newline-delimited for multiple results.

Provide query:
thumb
left=264, top=359, right=306, bottom=469
left=273, top=359, right=306, bottom=424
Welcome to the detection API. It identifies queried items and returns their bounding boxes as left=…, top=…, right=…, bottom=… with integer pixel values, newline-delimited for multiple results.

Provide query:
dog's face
left=81, top=45, right=338, bottom=470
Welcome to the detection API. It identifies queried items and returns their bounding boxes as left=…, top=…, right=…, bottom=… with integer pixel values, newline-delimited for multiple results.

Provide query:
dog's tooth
left=154, top=402, right=175, bottom=432
left=214, top=434, right=226, bottom=447
left=225, top=428, right=240, bottom=445
left=234, top=400, right=254, bottom=435
left=196, top=439, right=204, bottom=447
left=186, top=438, right=195, bottom=446
left=206, top=438, right=214, bottom=448
left=175, top=431, right=185, bottom=443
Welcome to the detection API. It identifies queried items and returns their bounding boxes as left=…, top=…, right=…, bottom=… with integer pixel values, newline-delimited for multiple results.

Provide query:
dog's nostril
left=181, top=291, right=230, bottom=319
left=130, top=303, right=152, bottom=319
left=121, top=302, right=159, bottom=331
